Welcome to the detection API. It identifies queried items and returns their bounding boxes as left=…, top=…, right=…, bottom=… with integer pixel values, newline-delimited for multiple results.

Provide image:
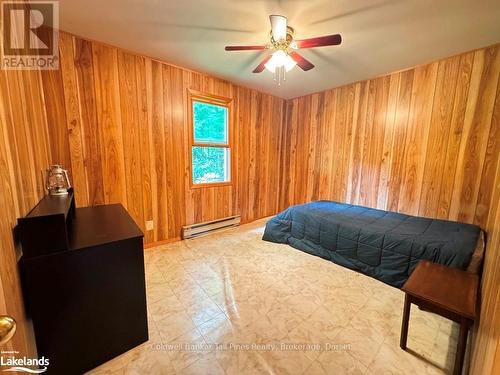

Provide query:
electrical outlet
left=145, top=220, right=154, bottom=231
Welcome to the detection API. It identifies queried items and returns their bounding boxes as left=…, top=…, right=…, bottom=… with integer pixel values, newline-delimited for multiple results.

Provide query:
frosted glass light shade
left=265, top=50, right=296, bottom=73
left=283, top=55, right=297, bottom=72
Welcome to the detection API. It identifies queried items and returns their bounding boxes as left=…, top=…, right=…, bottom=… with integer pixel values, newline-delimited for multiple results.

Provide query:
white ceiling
left=59, top=0, right=500, bottom=99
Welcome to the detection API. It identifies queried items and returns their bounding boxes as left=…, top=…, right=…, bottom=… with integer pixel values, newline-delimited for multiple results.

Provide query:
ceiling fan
left=225, top=15, right=342, bottom=84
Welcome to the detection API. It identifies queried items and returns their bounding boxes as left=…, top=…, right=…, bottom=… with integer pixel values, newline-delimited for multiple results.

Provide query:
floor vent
left=182, top=215, right=241, bottom=239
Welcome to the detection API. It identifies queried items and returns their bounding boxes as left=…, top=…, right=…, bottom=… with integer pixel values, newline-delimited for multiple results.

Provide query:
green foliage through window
left=193, top=101, right=228, bottom=144
left=191, top=99, right=230, bottom=185
left=192, top=147, right=230, bottom=184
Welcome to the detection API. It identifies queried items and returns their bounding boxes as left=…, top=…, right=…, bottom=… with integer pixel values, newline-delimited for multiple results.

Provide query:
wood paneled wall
left=42, top=32, right=284, bottom=244
left=0, top=67, right=50, bottom=356
left=279, top=45, right=500, bottom=229
left=279, top=44, right=500, bottom=375
left=470, top=144, right=500, bottom=374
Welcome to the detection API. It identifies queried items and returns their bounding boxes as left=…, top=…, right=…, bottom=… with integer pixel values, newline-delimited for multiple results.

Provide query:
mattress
left=262, top=201, right=481, bottom=288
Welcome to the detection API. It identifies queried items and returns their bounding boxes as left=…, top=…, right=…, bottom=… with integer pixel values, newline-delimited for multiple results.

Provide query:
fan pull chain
left=274, top=66, right=286, bottom=86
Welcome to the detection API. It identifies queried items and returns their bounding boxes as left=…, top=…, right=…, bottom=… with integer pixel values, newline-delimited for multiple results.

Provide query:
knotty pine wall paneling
left=41, top=32, right=284, bottom=245
left=470, top=147, right=500, bottom=375
left=279, top=45, right=500, bottom=230
left=469, top=45, right=500, bottom=375
left=0, top=67, right=50, bottom=357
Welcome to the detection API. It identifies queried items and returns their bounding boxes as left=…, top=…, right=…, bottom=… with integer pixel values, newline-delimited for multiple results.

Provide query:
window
left=189, top=91, right=232, bottom=187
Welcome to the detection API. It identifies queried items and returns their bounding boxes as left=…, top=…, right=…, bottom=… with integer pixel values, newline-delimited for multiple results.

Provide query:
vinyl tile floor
left=87, top=218, right=460, bottom=375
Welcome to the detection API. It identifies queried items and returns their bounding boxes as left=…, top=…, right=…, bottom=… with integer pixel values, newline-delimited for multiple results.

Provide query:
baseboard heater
left=182, top=215, right=241, bottom=239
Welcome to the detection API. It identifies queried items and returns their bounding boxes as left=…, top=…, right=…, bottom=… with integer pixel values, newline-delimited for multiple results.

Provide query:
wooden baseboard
left=144, top=237, right=181, bottom=249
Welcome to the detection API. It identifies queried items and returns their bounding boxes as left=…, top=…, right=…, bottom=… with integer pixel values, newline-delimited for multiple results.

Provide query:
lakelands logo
left=0, top=356, right=49, bottom=373
left=1, top=1, right=59, bottom=70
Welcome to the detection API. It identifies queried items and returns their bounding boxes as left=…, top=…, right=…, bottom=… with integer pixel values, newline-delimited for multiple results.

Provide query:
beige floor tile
left=198, top=312, right=237, bottom=344
left=287, top=316, right=344, bottom=362
left=334, top=324, right=385, bottom=368
left=181, top=351, right=226, bottom=375
left=264, top=301, right=305, bottom=334
left=174, top=284, right=211, bottom=306
left=287, top=306, right=343, bottom=345
left=164, top=328, right=213, bottom=372
left=146, top=281, right=175, bottom=304
left=86, top=367, right=125, bottom=375
left=247, top=292, right=284, bottom=317
left=261, top=349, right=313, bottom=375
left=324, top=284, right=371, bottom=314
left=148, top=294, right=184, bottom=322
left=210, top=289, right=238, bottom=310
left=223, top=301, right=265, bottom=328
left=164, top=273, right=200, bottom=293
left=298, top=287, right=329, bottom=307
left=367, top=342, right=447, bottom=375
left=243, top=314, right=290, bottom=344
left=187, top=265, right=220, bottom=279
left=156, top=312, right=197, bottom=342
left=215, top=350, right=271, bottom=375
left=282, top=293, right=321, bottom=320
left=146, top=320, right=163, bottom=346
left=196, top=276, right=226, bottom=296
left=144, top=266, right=166, bottom=287
left=431, top=330, right=457, bottom=369
left=122, top=346, right=175, bottom=375
left=314, top=348, right=368, bottom=375
left=185, top=296, right=225, bottom=326
left=349, top=309, right=401, bottom=343
left=303, top=361, right=328, bottom=375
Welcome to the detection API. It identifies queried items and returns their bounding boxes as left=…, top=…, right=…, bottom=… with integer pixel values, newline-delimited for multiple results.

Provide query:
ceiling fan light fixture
left=265, top=50, right=296, bottom=73
left=225, top=14, right=342, bottom=79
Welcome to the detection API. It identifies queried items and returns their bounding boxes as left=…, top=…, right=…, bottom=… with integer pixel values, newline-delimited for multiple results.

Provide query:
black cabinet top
left=26, top=190, right=74, bottom=219
left=69, top=204, right=143, bottom=250
left=18, top=190, right=144, bottom=260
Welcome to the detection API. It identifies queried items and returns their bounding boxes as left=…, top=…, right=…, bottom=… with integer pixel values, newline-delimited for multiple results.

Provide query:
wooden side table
left=400, top=260, right=479, bottom=375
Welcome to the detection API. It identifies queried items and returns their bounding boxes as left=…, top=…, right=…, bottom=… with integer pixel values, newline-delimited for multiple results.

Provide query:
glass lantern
left=45, top=165, right=71, bottom=195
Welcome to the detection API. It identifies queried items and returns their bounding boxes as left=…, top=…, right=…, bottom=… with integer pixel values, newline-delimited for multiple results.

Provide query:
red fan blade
left=289, top=52, right=314, bottom=71
left=252, top=55, right=272, bottom=73
left=225, top=45, right=266, bottom=51
left=295, top=34, right=342, bottom=49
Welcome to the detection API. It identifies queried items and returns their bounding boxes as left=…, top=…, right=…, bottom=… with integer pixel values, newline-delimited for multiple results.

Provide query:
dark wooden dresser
left=18, top=190, right=148, bottom=374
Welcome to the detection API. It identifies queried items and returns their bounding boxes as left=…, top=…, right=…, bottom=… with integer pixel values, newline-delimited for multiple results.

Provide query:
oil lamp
left=45, top=165, right=71, bottom=195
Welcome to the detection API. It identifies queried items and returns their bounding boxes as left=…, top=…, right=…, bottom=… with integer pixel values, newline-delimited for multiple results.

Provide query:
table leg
left=400, top=294, right=411, bottom=350
left=453, top=319, right=470, bottom=375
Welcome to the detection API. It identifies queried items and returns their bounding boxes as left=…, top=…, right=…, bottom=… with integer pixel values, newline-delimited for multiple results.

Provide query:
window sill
left=190, top=181, right=232, bottom=189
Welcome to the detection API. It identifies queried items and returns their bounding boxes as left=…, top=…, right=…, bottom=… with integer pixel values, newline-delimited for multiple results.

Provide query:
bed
left=262, top=200, right=484, bottom=288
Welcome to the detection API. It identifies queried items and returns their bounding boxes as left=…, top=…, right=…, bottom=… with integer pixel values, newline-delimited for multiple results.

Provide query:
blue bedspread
left=262, top=201, right=480, bottom=288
